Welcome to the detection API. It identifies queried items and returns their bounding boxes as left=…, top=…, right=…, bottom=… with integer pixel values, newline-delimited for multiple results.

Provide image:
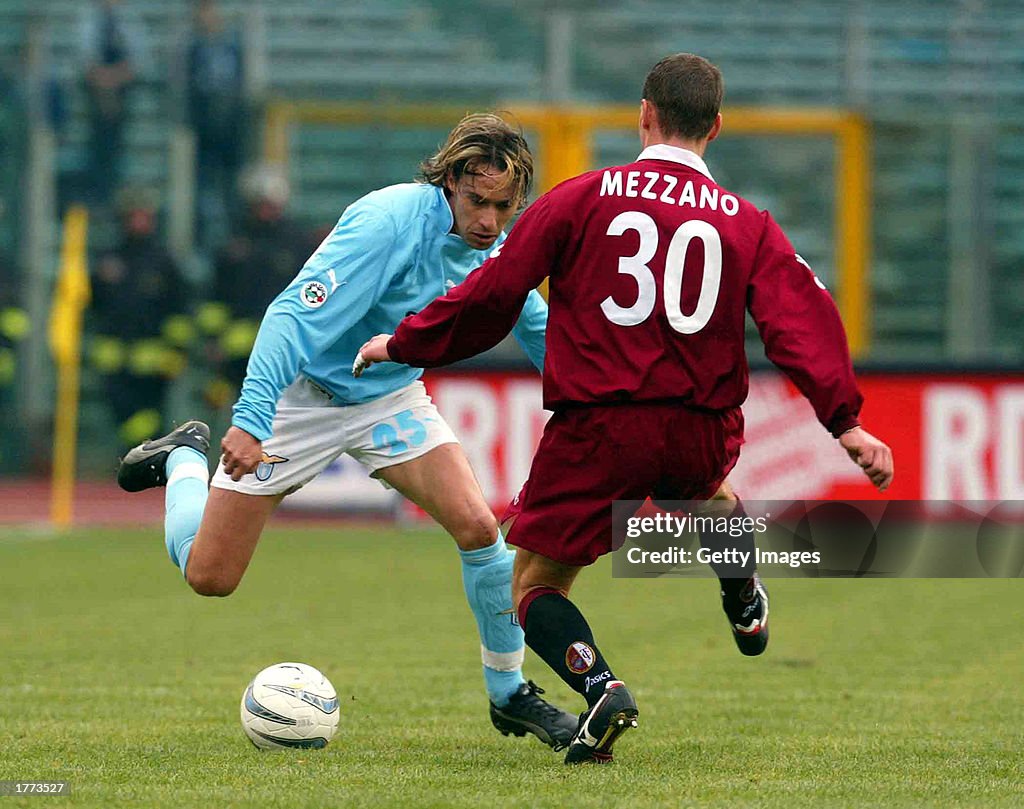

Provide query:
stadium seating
left=1, top=0, right=1022, bottom=363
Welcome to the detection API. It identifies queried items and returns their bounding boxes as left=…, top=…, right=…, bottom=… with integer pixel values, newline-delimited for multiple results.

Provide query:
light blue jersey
left=232, top=183, right=548, bottom=441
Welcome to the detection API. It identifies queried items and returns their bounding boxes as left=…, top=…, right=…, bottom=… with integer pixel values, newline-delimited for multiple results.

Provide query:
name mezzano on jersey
left=599, top=169, right=740, bottom=216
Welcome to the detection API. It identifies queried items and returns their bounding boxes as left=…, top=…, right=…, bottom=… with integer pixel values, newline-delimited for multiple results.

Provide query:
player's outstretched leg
left=461, top=535, right=577, bottom=748
left=698, top=484, right=769, bottom=656
left=517, top=587, right=638, bottom=764
left=375, top=444, right=577, bottom=750
left=514, top=549, right=639, bottom=765
left=117, top=420, right=211, bottom=576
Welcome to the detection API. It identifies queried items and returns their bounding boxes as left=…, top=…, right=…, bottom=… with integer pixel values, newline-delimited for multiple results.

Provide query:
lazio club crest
left=255, top=452, right=290, bottom=482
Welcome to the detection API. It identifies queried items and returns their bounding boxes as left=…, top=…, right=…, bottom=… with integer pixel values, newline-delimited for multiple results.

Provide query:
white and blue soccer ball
left=240, top=662, right=340, bottom=750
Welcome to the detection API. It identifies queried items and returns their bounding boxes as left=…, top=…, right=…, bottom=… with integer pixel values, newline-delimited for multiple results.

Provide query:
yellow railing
left=264, top=102, right=870, bottom=355
left=49, top=205, right=91, bottom=528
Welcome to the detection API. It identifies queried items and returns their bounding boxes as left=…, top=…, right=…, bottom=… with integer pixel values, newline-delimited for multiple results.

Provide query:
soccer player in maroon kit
left=355, top=53, right=894, bottom=764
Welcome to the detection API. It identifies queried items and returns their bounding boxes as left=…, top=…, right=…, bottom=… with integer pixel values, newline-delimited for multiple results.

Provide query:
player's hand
left=352, top=334, right=393, bottom=378
left=220, top=426, right=263, bottom=481
left=838, top=426, right=894, bottom=492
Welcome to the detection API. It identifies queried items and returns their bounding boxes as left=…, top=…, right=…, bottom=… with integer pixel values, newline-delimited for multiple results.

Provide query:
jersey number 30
left=600, top=211, right=722, bottom=334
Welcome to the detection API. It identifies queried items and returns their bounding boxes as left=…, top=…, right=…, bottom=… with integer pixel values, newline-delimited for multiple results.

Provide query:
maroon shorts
left=503, top=403, right=743, bottom=567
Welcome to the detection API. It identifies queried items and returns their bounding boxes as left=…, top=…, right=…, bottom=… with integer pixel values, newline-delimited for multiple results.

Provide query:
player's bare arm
left=220, top=426, right=263, bottom=481
left=838, top=426, right=894, bottom=492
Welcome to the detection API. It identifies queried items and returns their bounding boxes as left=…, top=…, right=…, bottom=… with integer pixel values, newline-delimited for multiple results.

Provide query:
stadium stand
left=2, top=0, right=1022, bottom=370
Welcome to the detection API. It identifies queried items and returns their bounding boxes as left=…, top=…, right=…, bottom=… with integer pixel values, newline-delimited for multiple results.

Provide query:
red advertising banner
left=423, top=374, right=549, bottom=510
left=420, top=371, right=1024, bottom=511
left=284, top=371, right=1023, bottom=514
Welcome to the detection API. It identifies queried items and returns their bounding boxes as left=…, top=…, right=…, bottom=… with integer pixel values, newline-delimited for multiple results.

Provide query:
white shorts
left=211, top=377, right=459, bottom=496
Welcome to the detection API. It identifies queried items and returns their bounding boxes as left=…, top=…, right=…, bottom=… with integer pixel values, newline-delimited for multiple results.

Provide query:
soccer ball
left=240, top=662, right=340, bottom=750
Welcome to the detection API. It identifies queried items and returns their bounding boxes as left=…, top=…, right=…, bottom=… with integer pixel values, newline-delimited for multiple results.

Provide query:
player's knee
left=185, top=566, right=239, bottom=598
left=512, top=553, right=571, bottom=607
left=512, top=556, right=538, bottom=604
left=450, top=506, right=499, bottom=551
left=511, top=577, right=532, bottom=608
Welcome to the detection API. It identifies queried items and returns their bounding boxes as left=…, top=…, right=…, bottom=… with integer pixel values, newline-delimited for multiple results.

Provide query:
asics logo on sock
left=584, top=670, right=611, bottom=692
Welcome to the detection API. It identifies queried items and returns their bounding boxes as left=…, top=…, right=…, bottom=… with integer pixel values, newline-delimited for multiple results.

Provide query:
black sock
left=698, top=498, right=757, bottom=598
left=519, top=590, right=615, bottom=708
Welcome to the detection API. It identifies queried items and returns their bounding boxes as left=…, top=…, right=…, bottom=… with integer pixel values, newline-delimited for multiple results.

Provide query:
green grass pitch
left=2, top=525, right=1022, bottom=808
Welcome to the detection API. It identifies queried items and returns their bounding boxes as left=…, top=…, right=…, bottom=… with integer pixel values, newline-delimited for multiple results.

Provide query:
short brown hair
left=641, top=53, right=723, bottom=140
left=418, top=113, right=534, bottom=207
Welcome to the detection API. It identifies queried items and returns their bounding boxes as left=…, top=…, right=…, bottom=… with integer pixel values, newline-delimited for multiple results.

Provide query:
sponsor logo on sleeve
left=326, top=269, right=345, bottom=293
left=300, top=281, right=329, bottom=309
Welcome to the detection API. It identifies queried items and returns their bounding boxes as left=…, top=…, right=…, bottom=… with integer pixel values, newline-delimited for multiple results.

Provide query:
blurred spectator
left=0, top=57, right=25, bottom=260
left=185, top=0, right=246, bottom=251
left=0, top=46, right=25, bottom=398
left=77, top=0, right=149, bottom=209
left=0, top=253, right=28, bottom=469
left=2, top=25, right=70, bottom=247
left=200, top=165, right=314, bottom=406
left=89, top=188, right=193, bottom=449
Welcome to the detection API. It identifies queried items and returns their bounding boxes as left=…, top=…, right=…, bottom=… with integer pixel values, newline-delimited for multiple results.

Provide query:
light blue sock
left=460, top=531, right=526, bottom=707
left=164, top=446, right=209, bottom=577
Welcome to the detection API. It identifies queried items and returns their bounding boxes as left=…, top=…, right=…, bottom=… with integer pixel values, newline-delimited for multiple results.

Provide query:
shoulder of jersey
left=359, top=182, right=440, bottom=219
left=546, top=167, right=610, bottom=196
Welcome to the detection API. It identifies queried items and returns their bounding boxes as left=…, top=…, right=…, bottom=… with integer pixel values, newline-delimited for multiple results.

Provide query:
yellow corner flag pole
left=49, top=205, right=91, bottom=529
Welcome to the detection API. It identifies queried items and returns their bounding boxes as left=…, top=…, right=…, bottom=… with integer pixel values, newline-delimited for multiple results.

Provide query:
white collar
left=636, top=144, right=715, bottom=182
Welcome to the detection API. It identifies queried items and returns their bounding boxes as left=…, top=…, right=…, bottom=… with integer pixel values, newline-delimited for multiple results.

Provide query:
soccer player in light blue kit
left=117, top=114, right=577, bottom=748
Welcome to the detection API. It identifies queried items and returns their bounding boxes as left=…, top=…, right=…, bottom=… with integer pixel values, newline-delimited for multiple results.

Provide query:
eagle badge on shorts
left=255, top=452, right=290, bottom=481
left=566, top=641, right=596, bottom=674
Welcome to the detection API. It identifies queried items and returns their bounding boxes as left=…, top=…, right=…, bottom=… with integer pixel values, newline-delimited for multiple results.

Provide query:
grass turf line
left=1, top=526, right=1022, bottom=808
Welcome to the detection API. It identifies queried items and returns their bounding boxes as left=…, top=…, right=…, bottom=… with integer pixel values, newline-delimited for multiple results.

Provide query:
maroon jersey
left=389, top=144, right=862, bottom=437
